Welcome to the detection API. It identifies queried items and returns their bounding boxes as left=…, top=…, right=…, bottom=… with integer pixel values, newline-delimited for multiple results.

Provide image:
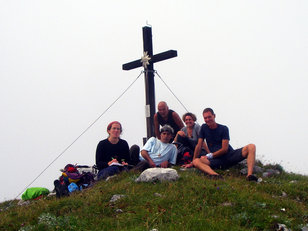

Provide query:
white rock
left=110, top=194, right=125, bottom=203
left=135, top=168, right=179, bottom=183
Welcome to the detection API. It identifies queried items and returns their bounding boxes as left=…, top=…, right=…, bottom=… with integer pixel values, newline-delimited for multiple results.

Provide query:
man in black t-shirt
left=192, top=108, right=258, bottom=181
left=153, top=101, right=184, bottom=140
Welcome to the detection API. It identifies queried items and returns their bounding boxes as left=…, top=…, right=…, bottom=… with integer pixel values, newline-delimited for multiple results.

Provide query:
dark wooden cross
left=122, top=26, right=177, bottom=140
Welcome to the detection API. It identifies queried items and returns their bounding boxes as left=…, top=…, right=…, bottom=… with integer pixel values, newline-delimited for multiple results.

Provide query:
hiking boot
left=247, top=174, right=258, bottom=182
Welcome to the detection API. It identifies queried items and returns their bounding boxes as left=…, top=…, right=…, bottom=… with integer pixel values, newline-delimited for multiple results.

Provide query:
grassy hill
left=0, top=165, right=307, bottom=231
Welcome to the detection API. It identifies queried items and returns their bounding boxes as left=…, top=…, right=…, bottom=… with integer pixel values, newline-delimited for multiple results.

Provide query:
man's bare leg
left=242, top=144, right=256, bottom=176
left=193, top=157, right=219, bottom=175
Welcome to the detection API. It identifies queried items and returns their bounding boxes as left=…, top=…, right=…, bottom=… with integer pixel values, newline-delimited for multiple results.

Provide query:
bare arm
left=172, top=112, right=184, bottom=130
left=212, top=139, right=229, bottom=158
left=193, top=138, right=204, bottom=160
left=141, top=150, right=156, bottom=167
left=153, top=113, right=161, bottom=139
left=202, top=141, right=210, bottom=153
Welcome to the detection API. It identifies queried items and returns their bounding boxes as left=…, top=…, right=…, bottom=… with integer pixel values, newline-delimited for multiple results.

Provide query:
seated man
left=193, top=108, right=257, bottom=181
left=134, top=125, right=178, bottom=172
left=154, top=101, right=184, bottom=141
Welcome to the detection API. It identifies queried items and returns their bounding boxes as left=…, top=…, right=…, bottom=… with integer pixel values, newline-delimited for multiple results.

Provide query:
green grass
left=0, top=167, right=307, bottom=231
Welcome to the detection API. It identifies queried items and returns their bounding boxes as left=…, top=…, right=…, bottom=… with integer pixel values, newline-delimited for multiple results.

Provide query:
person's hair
left=182, top=112, right=197, bottom=122
left=203, top=108, right=215, bottom=115
left=107, top=121, right=122, bottom=133
left=160, top=125, right=174, bottom=134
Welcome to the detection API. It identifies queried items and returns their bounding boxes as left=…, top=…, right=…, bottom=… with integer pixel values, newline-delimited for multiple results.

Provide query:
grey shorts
left=209, top=148, right=244, bottom=170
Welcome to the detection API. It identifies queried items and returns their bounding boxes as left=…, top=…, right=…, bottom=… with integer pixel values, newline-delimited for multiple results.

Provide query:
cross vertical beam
left=143, top=27, right=155, bottom=140
left=122, top=26, right=177, bottom=140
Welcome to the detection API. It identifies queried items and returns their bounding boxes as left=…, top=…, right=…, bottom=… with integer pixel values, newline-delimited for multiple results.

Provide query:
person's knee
left=130, top=144, right=140, bottom=154
left=192, top=158, right=200, bottom=167
left=130, top=144, right=140, bottom=165
left=242, top=143, right=256, bottom=158
left=248, top=143, right=256, bottom=151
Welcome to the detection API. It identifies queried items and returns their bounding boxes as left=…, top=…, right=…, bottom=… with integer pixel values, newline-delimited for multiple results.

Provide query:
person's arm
left=160, top=160, right=169, bottom=168
left=95, top=142, right=109, bottom=170
left=173, top=130, right=185, bottom=143
left=211, top=139, right=229, bottom=158
left=202, top=141, right=210, bottom=153
left=120, top=140, right=131, bottom=165
left=193, top=138, right=204, bottom=160
left=140, top=150, right=156, bottom=167
left=172, top=112, right=184, bottom=130
left=153, top=113, right=161, bottom=139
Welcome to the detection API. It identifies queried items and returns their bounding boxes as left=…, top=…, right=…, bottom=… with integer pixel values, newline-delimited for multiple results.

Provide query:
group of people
left=95, top=101, right=258, bottom=182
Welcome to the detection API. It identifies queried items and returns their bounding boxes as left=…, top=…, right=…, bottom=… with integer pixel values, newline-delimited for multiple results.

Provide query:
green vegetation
left=0, top=166, right=307, bottom=231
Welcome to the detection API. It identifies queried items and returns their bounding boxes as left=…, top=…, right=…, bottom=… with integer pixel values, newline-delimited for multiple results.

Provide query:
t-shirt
left=198, top=123, right=233, bottom=153
left=140, top=137, right=177, bottom=165
left=96, top=138, right=130, bottom=171
left=181, top=123, right=201, bottom=143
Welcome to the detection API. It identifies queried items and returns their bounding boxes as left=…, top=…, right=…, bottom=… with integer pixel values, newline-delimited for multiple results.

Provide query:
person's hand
left=182, top=163, right=193, bottom=168
left=121, top=161, right=128, bottom=166
left=160, top=161, right=169, bottom=168
left=149, top=159, right=156, bottom=168
left=206, top=153, right=213, bottom=159
left=108, top=158, right=118, bottom=166
left=177, top=131, right=185, bottom=137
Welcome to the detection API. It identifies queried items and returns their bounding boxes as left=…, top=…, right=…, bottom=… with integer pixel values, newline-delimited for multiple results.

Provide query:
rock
left=253, top=166, right=264, bottom=173
left=301, top=224, right=308, bottom=231
left=17, top=200, right=31, bottom=206
left=221, top=202, right=232, bottom=206
left=110, top=194, right=125, bottom=203
left=106, top=175, right=117, bottom=181
left=240, top=168, right=248, bottom=175
left=240, top=166, right=264, bottom=175
left=263, top=169, right=280, bottom=177
left=115, top=209, right=123, bottom=213
left=276, top=223, right=290, bottom=231
left=281, top=191, right=287, bottom=197
left=135, top=168, right=179, bottom=183
left=154, top=193, right=162, bottom=197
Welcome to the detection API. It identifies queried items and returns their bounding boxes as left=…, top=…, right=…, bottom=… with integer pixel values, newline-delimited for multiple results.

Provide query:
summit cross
left=122, top=26, right=177, bottom=140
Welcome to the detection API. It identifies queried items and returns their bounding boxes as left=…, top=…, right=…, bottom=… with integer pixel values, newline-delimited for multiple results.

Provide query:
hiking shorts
left=209, top=148, right=244, bottom=170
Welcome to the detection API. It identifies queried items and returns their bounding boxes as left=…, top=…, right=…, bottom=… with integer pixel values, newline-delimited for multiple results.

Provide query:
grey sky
left=0, top=0, right=307, bottom=202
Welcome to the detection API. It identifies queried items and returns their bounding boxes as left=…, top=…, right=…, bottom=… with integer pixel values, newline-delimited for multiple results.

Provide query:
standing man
left=154, top=101, right=184, bottom=140
left=193, top=108, right=258, bottom=181
left=134, top=125, right=178, bottom=172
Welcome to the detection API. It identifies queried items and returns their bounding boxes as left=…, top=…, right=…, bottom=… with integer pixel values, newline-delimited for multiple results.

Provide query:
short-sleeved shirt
left=181, top=123, right=201, bottom=144
left=139, top=137, right=177, bottom=165
left=198, top=123, right=234, bottom=153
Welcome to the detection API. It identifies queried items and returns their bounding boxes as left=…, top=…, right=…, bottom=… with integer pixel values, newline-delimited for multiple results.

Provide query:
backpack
left=176, top=144, right=193, bottom=165
left=61, top=164, right=83, bottom=184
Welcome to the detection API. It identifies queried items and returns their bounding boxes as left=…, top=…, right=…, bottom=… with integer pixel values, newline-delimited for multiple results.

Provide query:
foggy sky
left=0, top=0, right=307, bottom=202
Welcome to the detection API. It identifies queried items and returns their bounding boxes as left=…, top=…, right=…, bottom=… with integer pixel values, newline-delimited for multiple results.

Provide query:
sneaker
left=247, top=175, right=258, bottom=182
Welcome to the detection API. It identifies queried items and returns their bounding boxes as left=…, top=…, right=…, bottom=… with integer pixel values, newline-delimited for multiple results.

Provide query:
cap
left=160, top=125, right=174, bottom=134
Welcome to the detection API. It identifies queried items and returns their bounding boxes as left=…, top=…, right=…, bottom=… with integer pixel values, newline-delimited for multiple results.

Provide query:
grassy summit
left=0, top=165, right=307, bottom=231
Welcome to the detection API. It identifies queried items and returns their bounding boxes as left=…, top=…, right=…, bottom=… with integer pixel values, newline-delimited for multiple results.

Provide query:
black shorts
left=209, top=148, right=244, bottom=170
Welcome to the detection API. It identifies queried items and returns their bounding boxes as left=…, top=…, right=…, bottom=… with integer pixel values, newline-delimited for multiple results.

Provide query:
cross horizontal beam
left=122, top=50, right=177, bottom=71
